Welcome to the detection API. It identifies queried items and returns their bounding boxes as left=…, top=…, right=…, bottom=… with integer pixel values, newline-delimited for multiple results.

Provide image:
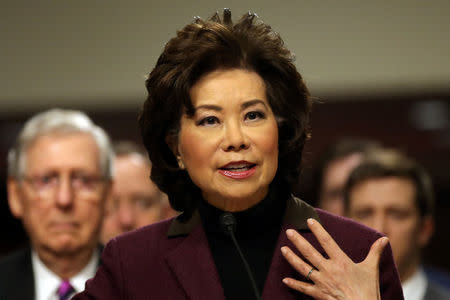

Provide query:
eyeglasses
left=106, top=195, right=163, bottom=215
left=22, top=172, right=106, bottom=195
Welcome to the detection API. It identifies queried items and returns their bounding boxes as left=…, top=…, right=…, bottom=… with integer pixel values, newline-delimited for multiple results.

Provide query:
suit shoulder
left=0, top=247, right=34, bottom=297
left=426, top=281, right=450, bottom=300
left=0, top=247, right=30, bottom=272
left=97, top=217, right=182, bottom=279
left=117, top=217, right=172, bottom=241
left=104, top=217, right=175, bottom=254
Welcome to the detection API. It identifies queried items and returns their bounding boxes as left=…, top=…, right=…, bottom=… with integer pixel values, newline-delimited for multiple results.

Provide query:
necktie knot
left=58, top=280, right=75, bottom=300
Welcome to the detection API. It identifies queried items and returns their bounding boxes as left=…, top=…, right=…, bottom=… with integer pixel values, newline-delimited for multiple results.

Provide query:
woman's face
left=176, top=69, right=279, bottom=212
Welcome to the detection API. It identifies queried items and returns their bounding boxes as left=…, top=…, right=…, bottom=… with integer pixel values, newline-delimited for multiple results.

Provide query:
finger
left=281, top=246, right=316, bottom=279
left=285, top=229, right=326, bottom=269
left=282, top=277, right=321, bottom=299
left=307, top=218, right=344, bottom=260
left=363, top=236, right=389, bottom=268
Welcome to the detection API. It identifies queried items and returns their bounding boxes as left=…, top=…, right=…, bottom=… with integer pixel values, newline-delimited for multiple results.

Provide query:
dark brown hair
left=344, top=148, right=435, bottom=217
left=139, top=9, right=311, bottom=214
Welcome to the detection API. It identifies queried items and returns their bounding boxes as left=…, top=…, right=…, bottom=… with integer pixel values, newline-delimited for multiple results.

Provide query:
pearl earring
left=177, top=156, right=185, bottom=169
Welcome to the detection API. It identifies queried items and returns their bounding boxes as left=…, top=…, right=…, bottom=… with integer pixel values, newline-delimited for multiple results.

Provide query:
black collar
left=167, top=195, right=320, bottom=237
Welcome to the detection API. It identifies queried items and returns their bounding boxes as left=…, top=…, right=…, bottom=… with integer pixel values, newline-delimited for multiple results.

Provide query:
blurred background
left=1, top=0, right=449, bottom=271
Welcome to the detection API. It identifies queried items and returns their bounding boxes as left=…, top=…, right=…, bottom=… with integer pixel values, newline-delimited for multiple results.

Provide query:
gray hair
left=7, top=108, right=114, bottom=180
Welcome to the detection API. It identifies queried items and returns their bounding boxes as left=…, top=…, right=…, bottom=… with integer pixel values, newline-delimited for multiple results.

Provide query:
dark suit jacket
left=424, top=280, right=450, bottom=300
left=424, top=265, right=450, bottom=291
left=75, top=197, right=404, bottom=299
left=0, top=245, right=102, bottom=300
left=0, top=247, right=34, bottom=300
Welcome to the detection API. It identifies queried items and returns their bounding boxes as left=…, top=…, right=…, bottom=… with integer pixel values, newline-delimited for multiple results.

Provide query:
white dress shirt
left=32, top=249, right=99, bottom=300
left=402, top=267, right=428, bottom=300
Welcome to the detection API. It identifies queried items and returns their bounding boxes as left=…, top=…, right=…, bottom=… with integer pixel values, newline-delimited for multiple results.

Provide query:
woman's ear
left=165, top=133, right=179, bottom=157
left=165, top=133, right=185, bottom=170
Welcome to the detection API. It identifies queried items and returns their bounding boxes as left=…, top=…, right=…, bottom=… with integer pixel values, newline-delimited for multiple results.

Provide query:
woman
left=75, top=9, right=403, bottom=300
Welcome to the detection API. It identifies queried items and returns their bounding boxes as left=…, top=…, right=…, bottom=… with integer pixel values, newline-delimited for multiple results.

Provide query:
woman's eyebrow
left=194, top=104, right=222, bottom=112
left=194, top=99, right=266, bottom=112
left=241, top=99, right=267, bottom=110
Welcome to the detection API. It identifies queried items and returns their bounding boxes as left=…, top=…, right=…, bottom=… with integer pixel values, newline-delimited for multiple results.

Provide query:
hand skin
left=281, top=218, right=388, bottom=300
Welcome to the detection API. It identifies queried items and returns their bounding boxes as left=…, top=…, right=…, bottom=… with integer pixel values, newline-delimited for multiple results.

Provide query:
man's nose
left=117, top=201, right=136, bottom=231
left=372, top=216, right=387, bottom=234
left=55, top=176, right=74, bottom=208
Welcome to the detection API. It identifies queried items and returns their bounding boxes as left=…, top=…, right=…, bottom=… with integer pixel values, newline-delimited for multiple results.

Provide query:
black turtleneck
left=198, top=186, right=287, bottom=300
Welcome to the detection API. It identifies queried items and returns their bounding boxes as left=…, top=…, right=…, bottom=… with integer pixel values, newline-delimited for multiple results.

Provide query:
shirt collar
left=402, top=266, right=427, bottom=300
left=71, top=250, right=99, bottom=294
left=32, top=249, right=99, bottom=300
left=167, top=195, right=320, bottom=237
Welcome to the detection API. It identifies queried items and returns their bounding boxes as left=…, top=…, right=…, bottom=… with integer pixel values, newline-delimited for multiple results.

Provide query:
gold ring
left=306, top=267, right=315, bottom=280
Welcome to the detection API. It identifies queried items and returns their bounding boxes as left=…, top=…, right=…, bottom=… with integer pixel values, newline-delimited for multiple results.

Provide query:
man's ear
left=7, top=178, right=24, bottom=219
left=418, top=214, right=434, bottom=248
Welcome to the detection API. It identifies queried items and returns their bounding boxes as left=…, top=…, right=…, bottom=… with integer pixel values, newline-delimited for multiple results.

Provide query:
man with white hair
left=0, top=109, right=113, bottom=300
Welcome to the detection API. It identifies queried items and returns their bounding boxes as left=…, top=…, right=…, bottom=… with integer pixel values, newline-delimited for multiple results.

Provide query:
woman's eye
left=245, top=111, right=265, bottom=121
left=198, top=116, right=219, bottom=126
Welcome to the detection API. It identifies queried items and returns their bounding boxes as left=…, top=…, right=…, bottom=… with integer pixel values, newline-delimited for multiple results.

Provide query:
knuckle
left=321, top=234, right=332, bottom=244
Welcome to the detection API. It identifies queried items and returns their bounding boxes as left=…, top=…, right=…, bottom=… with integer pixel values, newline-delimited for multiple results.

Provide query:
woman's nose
left=222, top=122, right=250, bottom=151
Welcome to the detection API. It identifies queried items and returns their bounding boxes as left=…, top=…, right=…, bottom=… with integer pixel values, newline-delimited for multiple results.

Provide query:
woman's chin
left=204, top=190, right=267, bottom=212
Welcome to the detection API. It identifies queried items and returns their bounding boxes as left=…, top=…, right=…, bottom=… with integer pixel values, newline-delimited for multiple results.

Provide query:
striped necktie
left=57, top=280, right=75, bottom=300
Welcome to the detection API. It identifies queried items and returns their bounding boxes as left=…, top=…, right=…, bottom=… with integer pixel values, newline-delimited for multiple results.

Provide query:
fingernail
left=286, top=229, right=294, bottom=237
left=380, top=237, right=389, bottom=246
left=282, top=278, right=290, bottom=285
left=307, top=218, right=315, bottom=225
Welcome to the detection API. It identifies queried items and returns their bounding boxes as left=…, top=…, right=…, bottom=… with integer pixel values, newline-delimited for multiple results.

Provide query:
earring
left=176, top=156, right=185, bottom=169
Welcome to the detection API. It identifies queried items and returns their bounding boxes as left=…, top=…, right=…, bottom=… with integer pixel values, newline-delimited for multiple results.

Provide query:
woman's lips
left=218, top=161, right=257, bottom=179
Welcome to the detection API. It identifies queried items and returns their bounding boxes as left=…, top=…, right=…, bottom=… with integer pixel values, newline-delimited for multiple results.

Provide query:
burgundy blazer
left=74, top=197, right=404, bottom=300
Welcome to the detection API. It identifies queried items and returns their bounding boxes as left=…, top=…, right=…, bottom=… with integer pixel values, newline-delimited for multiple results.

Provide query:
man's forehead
left=27, top=131, right=96, bottom=149
left=116, top=153, right=150, bottom=167
left=25, top=132, right=101, bottom=172
left=350, top=177, right=417, bottom=208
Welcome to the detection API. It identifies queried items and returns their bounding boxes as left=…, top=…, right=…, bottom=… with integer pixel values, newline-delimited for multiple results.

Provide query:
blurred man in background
left=0, top=109, right=113, bottom=300
left=344, top=148, right=450, bottom=300
left=100, top=140, right=175, bottom=244
left=310, top=137, right=381, bottom=215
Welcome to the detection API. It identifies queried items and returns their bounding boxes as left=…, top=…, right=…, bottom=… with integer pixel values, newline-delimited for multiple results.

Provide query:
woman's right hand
left=281, top=218, right=389, bottom=300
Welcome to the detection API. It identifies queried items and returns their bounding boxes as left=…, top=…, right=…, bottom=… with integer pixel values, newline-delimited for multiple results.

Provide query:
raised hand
left=281, top=218, right=389, bottom=300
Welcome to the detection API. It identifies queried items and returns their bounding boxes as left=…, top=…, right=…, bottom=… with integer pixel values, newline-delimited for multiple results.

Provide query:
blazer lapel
left=262, top=225, right=301, bottom=300
left=165, top=223, right=226, bottom=300
left=262, top=197, right=322, bottom=300
left=164, top=196, right=322, bottom=300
